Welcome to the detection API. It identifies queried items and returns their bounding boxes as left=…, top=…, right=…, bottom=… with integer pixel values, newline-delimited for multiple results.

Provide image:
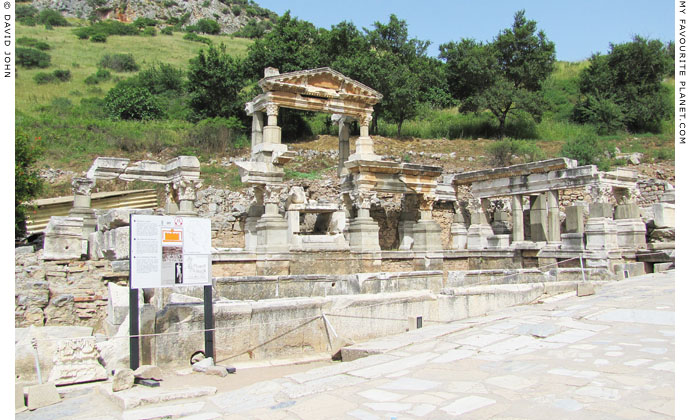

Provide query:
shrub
left=183, top=32, right=212, bottom=45
left=90, top=33, right=107, bottom=42
left=561, top=136, right=614, bottom=171
left=16, top=5, right=38, bottom=19
left=37, top=9, right=69, bottom=27
left=99, top=53, right=139, bottom=72
left=136, top=63, right=185, bottom=94
left=161, top=26, right=173, bottom=35
left=84, top=68, right=111, bottom=84
left=133, top=17, right=158, bottom=28
left=104, top=84, right=163, bottom=120
left=33, top=72, right=56, bottom=84
left=186, top=117, right=246, bottom=154
left=231, top=5, right=241, bottom=16
left=195, top=18, right=221, bottom=34
left=17, top=37, right=50, bottom=50
left=75, top=28, right=91, bottom=39
left=15, top=129, right=43, bottom=239
left=486, top=138, right=545, bottom=166
left=16, top=47, right=51, bottom=68
left=17, top=17, right=37, bottom=26
left=73, top=19, right=139, bottom=40
left=53, top=69, right=72, bottom=81
left=142, top=26, right=157, bottom=36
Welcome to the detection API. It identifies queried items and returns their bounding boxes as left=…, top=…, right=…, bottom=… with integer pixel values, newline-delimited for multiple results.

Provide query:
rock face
left=31, top=0, right=268, bottom=34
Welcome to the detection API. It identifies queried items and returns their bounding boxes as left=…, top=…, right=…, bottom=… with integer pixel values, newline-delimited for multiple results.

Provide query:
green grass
left=284, top=169, right=322, bottom=180
left=200, top=165, right=243, bottom=189
left=16, top=23, right=252, bottom=112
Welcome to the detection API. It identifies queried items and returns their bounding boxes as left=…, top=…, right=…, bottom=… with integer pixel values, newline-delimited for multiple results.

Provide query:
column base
left=585, top=217, right=619, bottom=250
left=256, top=214, right=290, bottom=253
left=450, top=222, right=468, bottom=250
left=412, top=220, right=442, bottom=252
left=348, top=216, right=381, bottom=252
left=398, top=220, right=416, bottom=250
left=615, top=218, right=647, bottom=249
left=467, top=224, right=494, bottom=250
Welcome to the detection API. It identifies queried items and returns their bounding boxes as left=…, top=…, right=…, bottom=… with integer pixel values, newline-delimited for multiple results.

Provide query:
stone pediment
left=258, top=67, right=382, bottom=105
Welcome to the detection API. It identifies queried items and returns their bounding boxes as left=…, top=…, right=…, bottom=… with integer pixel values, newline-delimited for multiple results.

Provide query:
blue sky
left=254, top=0, right=674, bottom=62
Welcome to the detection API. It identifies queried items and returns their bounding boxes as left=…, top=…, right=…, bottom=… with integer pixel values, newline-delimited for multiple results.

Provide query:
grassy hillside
left=16, top=22, right=251, bottom=111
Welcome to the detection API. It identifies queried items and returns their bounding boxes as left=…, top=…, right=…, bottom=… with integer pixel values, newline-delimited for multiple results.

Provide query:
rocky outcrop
left=31, top=0, right=269, bottom=34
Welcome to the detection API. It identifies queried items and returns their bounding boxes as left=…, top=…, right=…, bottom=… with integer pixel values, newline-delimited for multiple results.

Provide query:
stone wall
left=636, top=178, right=672, bottom=206
left=15, top=248, right=127, bottom=330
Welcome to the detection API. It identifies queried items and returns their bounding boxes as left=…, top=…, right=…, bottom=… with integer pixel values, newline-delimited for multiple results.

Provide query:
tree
left=362, top=15, right=432, bottom=137
left=440, top=10, right=556, bottom=138
left=243, top=12, right=325, bottom=80
left=574, top=36, right=673, bottom=133
left=187, top=43, right=246, bottom=121
left=15, top=129, right=43, bottom=239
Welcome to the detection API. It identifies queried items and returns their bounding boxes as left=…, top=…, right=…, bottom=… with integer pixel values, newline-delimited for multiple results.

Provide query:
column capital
left=173, top=178, right=202, bottom=201
left=265, top=103, right=279, bottom=117
left=417, top=192, right=435, bottom=213
left=358, top=112, right=372, bottom=128
left=71, top=177, right=95, bottom=196
left=350, top=189, right=377, bottom=210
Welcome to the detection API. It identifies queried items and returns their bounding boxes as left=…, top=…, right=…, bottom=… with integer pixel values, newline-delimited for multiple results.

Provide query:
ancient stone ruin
left=16, top=67, right=675, bottom=382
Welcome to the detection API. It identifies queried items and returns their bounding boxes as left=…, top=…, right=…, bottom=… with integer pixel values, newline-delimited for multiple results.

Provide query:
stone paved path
left=18, top=270, right=675, bottom=419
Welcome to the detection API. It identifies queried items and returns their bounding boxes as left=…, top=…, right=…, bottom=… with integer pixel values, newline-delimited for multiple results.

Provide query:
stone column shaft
left=547, top=190, right=560, bottom=243
left=511, top=195, right=524, bottom=242
left=251, top=111, right=264, bottom=149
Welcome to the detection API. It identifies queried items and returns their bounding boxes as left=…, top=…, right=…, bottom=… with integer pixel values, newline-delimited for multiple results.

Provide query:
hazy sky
left=254, top=0, right=674, bottom=62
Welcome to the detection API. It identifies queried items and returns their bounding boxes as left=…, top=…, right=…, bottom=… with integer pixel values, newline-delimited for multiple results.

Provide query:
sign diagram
left=130, top=215, right=212, bottom=289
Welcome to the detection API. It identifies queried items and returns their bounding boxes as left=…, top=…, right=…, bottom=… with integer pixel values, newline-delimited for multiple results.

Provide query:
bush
left=90, top=33, right=107, bottom=42
left=136, top=63, right=185, bottom=94
left=17, top=17, right=37, bottom=26
left=53, top=69, right=72, bottom=81
left=17, top=37, right=50, bottom=50
left=161, top=26, right=173, bottom=35
left=183, top=32, right=212, bottom=45
left=133, top=17, right=158, bottom=28
left=574, top=95, right=625, bottom=135
left=231, top=5, right=241, bottom=16
left=561, top=136, right=614, bottom=171
left=73, top=19, right=140, bottom=40
left=37, top=9, right=69, bottom=27
left=15, top=129, right=43, bottom=239
left=33, top=72, right=56, bottom=84
left=16, top=47, right=51, bottom=68
left=195, top=18, right=221, bottom=34
left=486, top=138, right=545, bottom=166
left=104, top=84, right=163, bottom=120
left=142, top=26, right=157, bottom=36
left=84, top=68, right=111, bottom=84
left=16, top=5, right=38, bottom=19
left=186, top=117, right=246, bottom=154
left=99, top=53, right=139, bottom=72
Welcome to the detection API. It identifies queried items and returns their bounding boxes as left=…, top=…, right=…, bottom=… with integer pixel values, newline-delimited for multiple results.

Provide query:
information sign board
left=130, top=215, right=212, bottom=288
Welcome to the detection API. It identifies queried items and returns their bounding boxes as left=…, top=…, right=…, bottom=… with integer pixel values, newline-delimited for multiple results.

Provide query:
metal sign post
left=204, top=285, right=215, bottom=361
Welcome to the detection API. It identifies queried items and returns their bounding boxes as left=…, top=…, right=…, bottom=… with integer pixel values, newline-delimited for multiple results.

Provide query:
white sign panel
left=130, top=215, right=212, bottom=289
